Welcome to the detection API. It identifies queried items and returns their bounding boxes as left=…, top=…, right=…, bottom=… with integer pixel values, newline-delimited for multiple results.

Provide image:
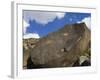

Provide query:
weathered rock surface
left=25, top=23, right=91, bottom=68
left=23, top=38, right=39, bottom=68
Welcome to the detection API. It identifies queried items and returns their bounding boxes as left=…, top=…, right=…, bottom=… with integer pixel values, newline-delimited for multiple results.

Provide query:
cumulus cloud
left=56, top=13, right=65, bottom=19
left=23, top=33, right=40, bottom=39
left=23, top=11, right=65, bottom=25
left=77, top=17, right=91, bottom=30
left=23, top=20, right=30, bottom=34
left=23, top=11, right=65, bottom=38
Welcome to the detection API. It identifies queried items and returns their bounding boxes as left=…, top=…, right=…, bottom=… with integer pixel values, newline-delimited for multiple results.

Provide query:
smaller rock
left=79, top=56, right=90, bottom=65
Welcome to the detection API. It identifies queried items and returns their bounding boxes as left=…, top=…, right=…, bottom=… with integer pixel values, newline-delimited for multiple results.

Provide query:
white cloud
left=24, top=11, right=65, bottom=25
left=56, top=13, right=65, bottom=19
left=23, top=33, right=40, bottom=39
left=23, top=20, right=30, bottom=34
left=77, top=17, right=91, bottom=30
left=23, top=11, right=65, bottom=38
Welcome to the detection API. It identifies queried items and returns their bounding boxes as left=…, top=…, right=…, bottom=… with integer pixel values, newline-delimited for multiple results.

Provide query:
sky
left=23, top=10, right=91, bottom=39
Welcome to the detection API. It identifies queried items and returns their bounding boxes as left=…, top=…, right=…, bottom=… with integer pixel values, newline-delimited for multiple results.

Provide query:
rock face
left=25, top=23, right=90, bottom=68
left=23, top=38, right=39, bottom=69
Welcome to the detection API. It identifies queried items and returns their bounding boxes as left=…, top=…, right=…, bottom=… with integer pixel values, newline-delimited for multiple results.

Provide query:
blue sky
left=23, top=10, right=91, bottom=39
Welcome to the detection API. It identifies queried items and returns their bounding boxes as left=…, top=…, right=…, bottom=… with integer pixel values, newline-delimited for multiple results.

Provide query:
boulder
left=28, top=23, right=90, bottom=68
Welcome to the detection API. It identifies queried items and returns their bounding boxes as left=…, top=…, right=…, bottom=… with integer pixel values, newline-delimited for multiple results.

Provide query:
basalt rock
left=28, top=23, right=90, bottom=68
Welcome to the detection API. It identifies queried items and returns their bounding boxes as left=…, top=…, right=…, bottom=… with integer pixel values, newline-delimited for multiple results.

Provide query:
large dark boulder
left=28, top=23, right=90, bottom=68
